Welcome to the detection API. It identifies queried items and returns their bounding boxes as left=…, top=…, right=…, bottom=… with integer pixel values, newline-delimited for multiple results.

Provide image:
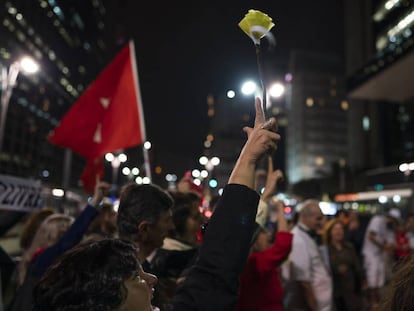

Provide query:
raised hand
left=240, top=98, right=280, bottom=164
left=90, top=175, right=110, bottom=207
left=262, top=157, right=284, bottom=201
left=229, top=98, right=281, bottom=190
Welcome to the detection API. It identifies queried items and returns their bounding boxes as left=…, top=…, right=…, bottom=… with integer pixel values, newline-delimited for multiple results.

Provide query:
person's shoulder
left=291, top=228, right=309, bottom=248
left=368, top=215, right=384, bottom=227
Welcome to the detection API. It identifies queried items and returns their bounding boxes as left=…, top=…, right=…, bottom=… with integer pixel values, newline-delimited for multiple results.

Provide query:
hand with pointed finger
left=240, top=98, right=280, bottom=164
left=262, top=157, right=284, bottom=201
left=229, top=98, right=281, bottom=190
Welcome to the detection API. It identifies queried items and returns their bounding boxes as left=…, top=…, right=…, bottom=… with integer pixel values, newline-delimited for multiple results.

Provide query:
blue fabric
left=32, top=204, right=98, bottom=277
left=7, top=205, right=98, bottom=311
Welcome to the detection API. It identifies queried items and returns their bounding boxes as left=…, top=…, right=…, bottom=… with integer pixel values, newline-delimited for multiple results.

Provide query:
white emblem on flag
left=93, top=98, right=110, bottom=144
left=100, top=97, right=110, bottom=109
left=93, top=123, right=102, bottom=143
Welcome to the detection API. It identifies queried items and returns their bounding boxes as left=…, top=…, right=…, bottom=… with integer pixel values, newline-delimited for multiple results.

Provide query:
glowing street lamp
left=105, top=152, right=127, bottom=184
left=241, top=80, right=258, bottom=96
left=198, top=155, right=221, bottom=190
left=269, top=82, right=285, bottom=98
left=0, top=56, right=39, bottom=152
left=399, top=161, right=414, bottom=176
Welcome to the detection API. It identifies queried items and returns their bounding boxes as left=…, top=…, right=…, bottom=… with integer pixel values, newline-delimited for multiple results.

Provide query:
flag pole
left=143, top=146, right=152, bottom=182
left=62, top=149, right=72, bottom=189
left=129, top=40, right=150, bottom=182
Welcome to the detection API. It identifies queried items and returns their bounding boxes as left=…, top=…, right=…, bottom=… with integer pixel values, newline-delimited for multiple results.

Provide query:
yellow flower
left=238, top=9, right=275, bottom=44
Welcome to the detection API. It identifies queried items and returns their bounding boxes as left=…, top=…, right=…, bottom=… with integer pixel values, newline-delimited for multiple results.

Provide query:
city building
left=285, top=50, right=349, bottom=196
left=202, top=68, right=288, bottom=196
left=0, top=0, right=122, bottom=195
left=344, top=0, right=414, bottom=189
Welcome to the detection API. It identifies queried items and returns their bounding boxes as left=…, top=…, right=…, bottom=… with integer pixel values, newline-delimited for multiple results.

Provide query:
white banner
left=0, top=174, right=42, bottom=212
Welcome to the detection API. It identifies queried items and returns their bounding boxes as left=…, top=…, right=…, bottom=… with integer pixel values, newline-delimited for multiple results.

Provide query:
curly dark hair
left=117, top=183, right=174, bottom=241
left=33, top=239, right=139, bottom=310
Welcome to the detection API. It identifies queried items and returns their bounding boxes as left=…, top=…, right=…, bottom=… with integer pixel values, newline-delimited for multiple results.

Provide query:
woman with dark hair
left=323, top=219, right=363, bottom=311
left=33, top=239, right=157, bottom=311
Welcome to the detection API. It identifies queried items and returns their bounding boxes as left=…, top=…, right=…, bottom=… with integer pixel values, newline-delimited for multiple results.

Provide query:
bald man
left=284, top=200, right=333, bottom=311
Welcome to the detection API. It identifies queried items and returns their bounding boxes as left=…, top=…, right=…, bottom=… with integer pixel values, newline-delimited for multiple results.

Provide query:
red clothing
left=395, top=231, right=410, bottom=258
left=236, top=231, right=293, bottom=311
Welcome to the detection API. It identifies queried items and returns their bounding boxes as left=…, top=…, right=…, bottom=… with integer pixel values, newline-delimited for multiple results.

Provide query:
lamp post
left=0, top=56, right=39, bottom=153
left=105, top=152, right=127, bottom=185
left=198, top=155, right=220, bottom=194
left=399, top=162, right=414, bottom=180
left=143, top=140, right=152, bottom=182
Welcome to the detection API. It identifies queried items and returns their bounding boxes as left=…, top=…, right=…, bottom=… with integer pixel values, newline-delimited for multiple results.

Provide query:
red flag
left=49, top=41, right=146, bottom=193
left=48, top=41, right=146, bottom=159
left=80, top=157, right=104, bottom=194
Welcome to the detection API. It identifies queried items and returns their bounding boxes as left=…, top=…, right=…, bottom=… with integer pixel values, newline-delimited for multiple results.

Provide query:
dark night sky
left=110, top=1, right=344, bottom=182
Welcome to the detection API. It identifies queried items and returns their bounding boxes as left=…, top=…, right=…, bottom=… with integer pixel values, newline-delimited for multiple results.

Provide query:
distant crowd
left=0, top=98, right=413, bottom=311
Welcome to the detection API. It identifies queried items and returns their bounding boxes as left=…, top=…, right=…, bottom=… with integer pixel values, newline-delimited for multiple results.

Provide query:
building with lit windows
left=201, top=72, right=288, bottom=195
left=285, top=51, right=348, bottom=193
left=344, top=0, right=414, bottom=188
left=0, top=0, right=121, bottom=190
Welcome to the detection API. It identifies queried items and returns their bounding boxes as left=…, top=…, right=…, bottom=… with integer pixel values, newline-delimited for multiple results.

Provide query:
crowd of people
left=0, top=98, right=413, bottom=310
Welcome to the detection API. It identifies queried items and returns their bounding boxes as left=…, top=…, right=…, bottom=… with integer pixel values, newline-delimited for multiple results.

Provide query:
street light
left=0, top=56, right=39, bottom=152
left=198, top=155, right=220, bottom=191
left=199, top=156, right=220, bottom=170
left=399, top=161, right=414, bottom=176
left=241, top=80, right=257, bottom=96
left=269, top=82, right=285, bottom=98
left=105, top=152, right=127, bottom=184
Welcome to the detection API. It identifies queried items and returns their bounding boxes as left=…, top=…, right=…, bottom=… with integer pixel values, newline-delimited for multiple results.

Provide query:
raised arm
left=228, top=98, right=280, bottom=188
left=173, top=98, right=280, bottom=311
left=256, top=157, right=284, bottom=227
left=261, top=157, right=284, bottom=202
left=32, top=179, right=109, bottom=277
left=251, top=200, right=292, bottom=274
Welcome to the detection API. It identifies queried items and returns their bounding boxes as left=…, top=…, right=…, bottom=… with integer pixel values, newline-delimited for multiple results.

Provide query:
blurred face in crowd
left=396, top=221, right=406, bottom=233
left=119, top=263, right=157, bottom=311
left=385, top=216, right=398, bottom=231
left=302, top=202, right=324, bottom=232
left=252, top=229, right=271, bottom=253
left=330, top=222, right=344, bottom=244
left=186, top=204, right=203, bottom=237
left=146, top=209, right=174, bottom=249
left=407, top=216, right=414, bottom=232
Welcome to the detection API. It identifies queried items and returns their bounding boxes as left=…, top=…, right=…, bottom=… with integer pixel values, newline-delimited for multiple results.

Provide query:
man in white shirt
left=284, top=199, right=333, bottom=311
left=362, top=208, right=399, bottom=310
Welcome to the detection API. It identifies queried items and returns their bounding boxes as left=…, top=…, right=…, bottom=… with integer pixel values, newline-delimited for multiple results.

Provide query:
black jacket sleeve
left=173, top=184, right=259, bottom=311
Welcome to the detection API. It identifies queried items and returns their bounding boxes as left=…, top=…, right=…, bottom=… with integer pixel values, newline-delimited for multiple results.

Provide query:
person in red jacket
left=236, top=164, right=292, bottom=311
left=395, top=220, right=410, bottom=259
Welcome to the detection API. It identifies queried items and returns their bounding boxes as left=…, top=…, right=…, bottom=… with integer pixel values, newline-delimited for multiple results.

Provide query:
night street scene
left=1, top=0, right=414, bottom=310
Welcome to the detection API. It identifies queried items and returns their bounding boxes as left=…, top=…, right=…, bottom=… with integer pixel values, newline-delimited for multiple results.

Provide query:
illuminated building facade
left=286, top=51, right=349, bottom=188
left=344, top=0, right=414, bottom=187
left=0, top=0, right=121, bottom=190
